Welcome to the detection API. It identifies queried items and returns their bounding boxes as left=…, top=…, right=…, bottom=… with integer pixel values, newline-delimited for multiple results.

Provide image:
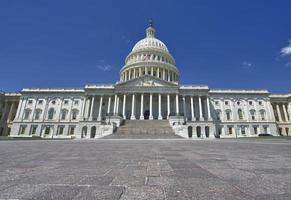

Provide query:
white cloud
left=97, top=60, right=112, bottom=71
left=280, top=40, right=291, bottom=56
left=241, top=61, right=253, bottom=70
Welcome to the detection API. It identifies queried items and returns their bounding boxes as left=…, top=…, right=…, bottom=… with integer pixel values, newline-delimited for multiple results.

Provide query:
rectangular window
left=254, top=127, right=258, bottom=135
left=44, top=127, right=50, bottom=135
left=68, top=126, right=75, bottom=136
left=28, top=100, right=33, bottom=104
left=225, top=101, right=229, bottom=105
left=228, top=127, right=233, bottom=135
left=19, top=125, right=27, bottom=135
left=74, top=100, right=79, bottom=105
left=38, top=100, right=43, bottom=105
left=30, top=125, right=37, bottom=135
left=57, top=126, right=64, bottom=135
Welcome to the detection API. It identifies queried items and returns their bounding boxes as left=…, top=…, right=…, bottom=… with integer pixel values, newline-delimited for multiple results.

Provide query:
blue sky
left=0, top=0, right=291, bottom=93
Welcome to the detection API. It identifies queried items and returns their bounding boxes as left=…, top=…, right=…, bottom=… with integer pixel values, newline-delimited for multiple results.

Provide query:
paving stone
left=120, top=186, right=164, bottom=200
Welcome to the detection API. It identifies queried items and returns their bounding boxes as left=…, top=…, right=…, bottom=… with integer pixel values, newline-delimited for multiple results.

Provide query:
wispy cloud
left=97, top=60, right=112, bottom=71
left=241, top=61, right=253, bottom=70
left=281, top=40, right=291, bottom=56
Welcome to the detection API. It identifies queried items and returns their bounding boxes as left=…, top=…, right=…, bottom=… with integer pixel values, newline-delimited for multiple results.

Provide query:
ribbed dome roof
left=132, top=37, right=169, bottom=52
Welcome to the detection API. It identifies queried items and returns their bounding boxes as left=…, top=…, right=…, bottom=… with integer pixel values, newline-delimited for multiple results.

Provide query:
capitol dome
left=120, top=20, right=179, bottom=84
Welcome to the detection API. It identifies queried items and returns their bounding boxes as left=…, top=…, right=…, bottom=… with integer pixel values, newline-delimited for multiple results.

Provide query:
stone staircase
left=103, top=120, right=181, bottom=139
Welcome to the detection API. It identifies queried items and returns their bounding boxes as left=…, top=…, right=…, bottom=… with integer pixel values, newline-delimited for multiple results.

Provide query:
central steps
left=103, top=120, right=181, bottom=139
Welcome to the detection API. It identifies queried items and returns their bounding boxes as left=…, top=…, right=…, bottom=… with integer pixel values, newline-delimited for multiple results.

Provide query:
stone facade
left=2, top=22, right=290, bottom=139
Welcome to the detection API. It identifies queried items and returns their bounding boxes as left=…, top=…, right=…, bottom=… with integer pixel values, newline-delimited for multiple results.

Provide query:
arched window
left=24, top=109, right=31, bottom=120
left=61, top=109, right=68, bottom=120
left=34, top=109, right=42, bottom=120
left=250, top=110, right=256, bottom=120
left=48, top=108, right=55, bottom=120
left=238, top=109, right=243, bottom=120
left=72, top=109, right=79, bottom=120
left=225, top=110, right=231, bottom=121
left=260, top=110, right=266, bottom=120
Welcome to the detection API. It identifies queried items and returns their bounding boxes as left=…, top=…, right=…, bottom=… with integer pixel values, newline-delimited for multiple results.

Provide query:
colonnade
left=273, top=103, right=291, bottom=122
left=83, top=93, right=212, bottom=121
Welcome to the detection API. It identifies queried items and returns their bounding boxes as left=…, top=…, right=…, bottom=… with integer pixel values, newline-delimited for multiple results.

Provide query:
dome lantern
left=146, top=19, right=155, bottom=38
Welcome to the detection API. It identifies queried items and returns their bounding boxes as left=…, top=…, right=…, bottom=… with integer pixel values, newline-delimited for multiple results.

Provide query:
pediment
left=116, top=75, right=178, bottom=88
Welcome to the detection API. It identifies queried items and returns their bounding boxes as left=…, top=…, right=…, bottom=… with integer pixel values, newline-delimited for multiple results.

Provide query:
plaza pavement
left=0, top=138, right=291, bottom=199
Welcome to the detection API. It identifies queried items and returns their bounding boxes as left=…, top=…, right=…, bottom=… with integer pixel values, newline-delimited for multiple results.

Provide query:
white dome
left=132, top=37, right=169, bottom=52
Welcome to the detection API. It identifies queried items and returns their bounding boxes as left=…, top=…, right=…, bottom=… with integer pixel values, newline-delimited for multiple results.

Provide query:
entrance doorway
left=196, top=126, right=201, bottom=138
left=91, top=126, right=96, bottom=138
left=144, top=110, right=150, bottom=120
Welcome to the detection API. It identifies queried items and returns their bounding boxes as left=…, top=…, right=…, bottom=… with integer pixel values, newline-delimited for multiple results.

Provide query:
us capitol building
left=0, top=22, right=290, bottom=139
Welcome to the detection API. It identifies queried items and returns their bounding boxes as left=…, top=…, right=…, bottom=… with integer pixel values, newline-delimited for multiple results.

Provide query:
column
left=282, top=104, right=289, bottom=122
left=276, top=104, right=283, bottom=121
left=85, top=98, right=91, bottom=119
left=140, top=94, right=144, bottom=120
left=7, top=102, right=15, bottom=122
left=122, top=94, right=126, bottom=119
left=176, top=94, right=179, bottom=114
left=133, top=68, right=136, bottom=79
left=151, top=67, right=154, bottom=76
left=288, top=103, right=291, bottom=121
left=113, top=94, right=117, bottom=114
left=130, top=94, right=136, bottom=120
left=158, top=94, right=162, bottom=120
left=97, top=96, right=103, bottom=121
left=107, top=96, right=111, bottom=114
left=190, top=96, right=195, bottom=121
left=183, top=96, right=186, bottom=120
left=149, top=93, right=153, bottom=120
left=128, top=70, right=131, bottom=80
left=157, top=67, right=160, bottom=78
left=139, top=67, right=142, bottom=77
left=15, top=98, right=23, bottom=120
left=168, top=70, right=170, bottom=81
left=42, top=98, right=49, bottom=122
left=198, top=96, right=204, bottom=121
left=167, top=94, right=170, bottom=119
left=163, top=69, right=166, bottom=80
left=80, top=97, right=87, bottom=120
left=58, top=98, right=64, bottom=121
left=116, top=96, right=120, bottom=114
left=206, top=96, right=212, bottom=120
left=89, top=96, right=95, bottom=120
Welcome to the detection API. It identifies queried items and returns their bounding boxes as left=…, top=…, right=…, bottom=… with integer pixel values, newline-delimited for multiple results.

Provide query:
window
left=72, top=110, right=79, bottom=120
left=51, top=100, right=56, bottom=105
left=74, top=100, right=79, bottom=105
left=44, top=127, right=50, bottom=135
left=68, top=126, right=75, bottom=136
left=250, top=110, right=256, bottom=120
left=254, top=126, right=258, bottom=135
left=24, top=109, right=31, bottom=120
left=64, top=100, right=69, bottom=105
left=260, top=110, right=266, bottom=120
left=57, top=126, right=64, bottom=135
left=19, top=125, right=27, bottom=135
left=238, top=109, right=243, bottom=120
left=216, top=110, right=221, bottom=121
left=237, top=101, right=240, bottom=105
left=61, top=109, right=68, bottom=120
left=215, top=101, right=219, bottom=105
left=228, top=127, right=233, bottom=135
left=48, top=108, right=55, bottom=120
left=241, top=127, right=246, bottom=135
left=34, top=109, right=42, bottom=120
left=225, top=101, right=229, bottom=105
left=258, top=101, right=262, bottom=105
left=38, top=100, right=43, bottom=105
left=30, top=125, right=37, bottom=135
left=28, top=100, right=33, bottom=104
left=264, top=126, right=269, bottom=134
left=226, top=110, right=231, bottom=121
left=249, top=101, right=253, bottom=105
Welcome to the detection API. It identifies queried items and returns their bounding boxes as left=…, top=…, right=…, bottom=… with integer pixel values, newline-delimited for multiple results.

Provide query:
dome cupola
left=120, top=20, right=179, bottom=84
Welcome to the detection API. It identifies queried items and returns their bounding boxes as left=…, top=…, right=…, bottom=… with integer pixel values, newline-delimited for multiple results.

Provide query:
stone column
left=282, top=104, right=289, bottom=122
left=89, top=96, right=95, bottom=120
left=176, top=94, right=179, bottom=114
left=158, top=94, right=162, bottom=120
left=167, top=94, right=170, bottom=119
left=113, top=95, right=117, bottom=114
left=198, top=96, right=204, bottom=121
left=149, top=93, right=153, bottom=120
left=276, top=104, right=283, bottom=122
left=190, top=96, right=195, bottom=121
left=58, top=98, right=64, bottom=121
left=130, top=94, right=136, bottom=120
left=107, top=96, right=111, bottom=114
left=128, top=70, right=131, bottom=80
left=15, top=98, right=23, bottom=120
left=97, top=96, right=103, bottom=121
left=116, top=96, right=120, bottom=114
left=122, top=94, right=126, bottom=119
left=80, top=97, right=87, bottom=120
left=288, top=103, right=291, bottom=121
left=168, top=70, right=170, bottom=81
left=206, top=96, right=212, bottom=120
left=139, top=67, right=142, bottom=77
left=140, top=94, right=144, bottom=120
left=163, top=69, right=166, bottom=80
left=157, top=67, right=160, bottom=78
left=183, top=96, right=186, bottom=120
left=42, top=98, right=49, bottom=122
left=151, top=67, right=154, bottom=76
left=133, top=68, right=136, bottom=79
left=7, top=102, right=15, bottom=122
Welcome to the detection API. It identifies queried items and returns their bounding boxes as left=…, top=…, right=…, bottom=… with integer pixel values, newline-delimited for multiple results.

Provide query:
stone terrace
left=0, top=138, right=291, bottom=199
